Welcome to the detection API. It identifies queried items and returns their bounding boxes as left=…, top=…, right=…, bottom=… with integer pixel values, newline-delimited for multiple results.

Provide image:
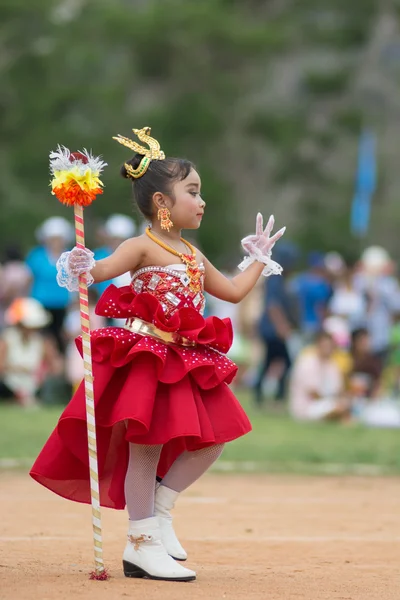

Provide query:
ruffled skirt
left=30, top=287, right=251, bottom=509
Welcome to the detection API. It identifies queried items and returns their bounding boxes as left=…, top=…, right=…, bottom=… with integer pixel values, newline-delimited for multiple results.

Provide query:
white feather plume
left=49, top=145, right=107, bottom=175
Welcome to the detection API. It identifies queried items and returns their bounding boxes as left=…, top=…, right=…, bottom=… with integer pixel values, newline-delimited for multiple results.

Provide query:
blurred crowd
left=212, top=243, right=400, bottom=428
left=2, top=217, right=400, bottom=428
left=0, top=214, right=137, bottom=407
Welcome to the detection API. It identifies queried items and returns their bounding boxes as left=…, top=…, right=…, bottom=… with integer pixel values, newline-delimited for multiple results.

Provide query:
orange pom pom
left=52, top=183, right=103, bottom=207
left=49, top=145, right=107, bottom=208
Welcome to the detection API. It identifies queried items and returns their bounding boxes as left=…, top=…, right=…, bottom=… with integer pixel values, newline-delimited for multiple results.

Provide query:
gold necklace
left=148, top=229, right=191, bottom=255
left=145, top=227, right=202, bottom=293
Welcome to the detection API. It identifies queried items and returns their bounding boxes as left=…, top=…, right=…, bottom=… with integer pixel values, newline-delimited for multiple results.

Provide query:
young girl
left=30, top=127, right=285, bottom=582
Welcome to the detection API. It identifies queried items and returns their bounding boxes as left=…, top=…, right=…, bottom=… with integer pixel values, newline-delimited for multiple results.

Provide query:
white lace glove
left=56, top=247, right=96, bottom=292
left=238, top=213, right=286, bottom=276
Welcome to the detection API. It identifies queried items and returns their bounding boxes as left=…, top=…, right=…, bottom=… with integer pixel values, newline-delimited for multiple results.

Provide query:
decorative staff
left=49, top=146, right=109, bottom=580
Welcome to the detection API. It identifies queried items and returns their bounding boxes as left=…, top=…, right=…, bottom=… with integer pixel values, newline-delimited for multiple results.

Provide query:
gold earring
left=158, top=208, right=173, bottom=232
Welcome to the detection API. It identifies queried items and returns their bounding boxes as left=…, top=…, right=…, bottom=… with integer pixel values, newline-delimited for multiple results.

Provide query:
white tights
left=124, top=443, right=224, bottom=521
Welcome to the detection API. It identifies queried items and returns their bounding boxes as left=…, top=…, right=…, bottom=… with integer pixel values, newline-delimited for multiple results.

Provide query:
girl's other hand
left=67, top=247, right=95, bottom=277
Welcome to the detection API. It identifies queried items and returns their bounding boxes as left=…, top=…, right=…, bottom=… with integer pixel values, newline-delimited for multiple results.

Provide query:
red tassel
left=89, top=569, right=110, bottom=581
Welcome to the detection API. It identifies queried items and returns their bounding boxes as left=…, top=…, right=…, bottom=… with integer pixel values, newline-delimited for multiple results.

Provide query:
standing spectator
left=63, top=290, right=106, bottom=393
left=206, top=267, right=252, bottom=387
left=324, top=251, right=346, bottom=281
left=26, top=217, right=74, bottom=351
left=354, top=246, right=400, bottom=360
left=0, top=298, right=63, bottom=407
left=94, top=214, right=136, bottom=295
left=0, top=244, right=31, bottom=327
left=235, top=278, right=265, bottom=388
left=290, top=252, right=332, bottom=340
left=328, top=263, right=366, bottom=331
left=253, top=243, right=300, bottom=405
left=289, top=331, right=348, bottom=422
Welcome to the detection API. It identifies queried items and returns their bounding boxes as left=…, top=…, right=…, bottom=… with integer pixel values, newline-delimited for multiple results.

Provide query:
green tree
left=0, top=0, right=393, bottom=263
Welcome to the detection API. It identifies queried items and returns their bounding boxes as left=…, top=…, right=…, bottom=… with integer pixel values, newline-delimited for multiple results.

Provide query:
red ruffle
left=76, top=325, right=236, bottom=390
left=95, top=285, right=233, bottom=354
left=29, top=289, right=251, bottom=510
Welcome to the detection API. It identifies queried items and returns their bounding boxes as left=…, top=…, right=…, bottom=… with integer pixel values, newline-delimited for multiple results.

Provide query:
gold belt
left=124, top=317, right=196, bottom=347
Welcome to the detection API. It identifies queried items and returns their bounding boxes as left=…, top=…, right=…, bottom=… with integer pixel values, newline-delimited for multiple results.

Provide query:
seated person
left=0, top=298, right=63, bottom=407
left=349, top=328, right=382, bottom=400
left=323, top=315, right=353, bottom=379
left=385, top=311, right=400, bottom=395
left=289, top=331, right=348, bottom=422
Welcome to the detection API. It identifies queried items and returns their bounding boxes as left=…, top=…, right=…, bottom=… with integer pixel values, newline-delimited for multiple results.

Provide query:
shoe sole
left=170, top=555, right=187, bottom=562
left=123, top=560, right=195, bottom=582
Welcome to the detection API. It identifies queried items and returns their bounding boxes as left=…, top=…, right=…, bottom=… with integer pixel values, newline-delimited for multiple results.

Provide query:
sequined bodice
left=131, top=264, right=206, bottom=318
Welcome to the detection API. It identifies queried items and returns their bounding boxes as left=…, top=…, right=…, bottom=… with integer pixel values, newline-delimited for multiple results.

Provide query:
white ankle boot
left=123, top=517, right=195, bottom=582
left=154, top=485, right=188, bottom=561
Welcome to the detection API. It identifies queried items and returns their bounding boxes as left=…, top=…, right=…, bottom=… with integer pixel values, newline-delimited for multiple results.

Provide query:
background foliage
left=1, top=0, right=400, bottom=263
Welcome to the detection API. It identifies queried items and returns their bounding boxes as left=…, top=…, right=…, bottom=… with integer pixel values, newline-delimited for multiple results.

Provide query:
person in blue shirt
left=289, top=252, right=332, bottom=340
left=26, top=216, right=74, bottom=352
left=94, top=214, right=137, bottom=296
left=254, top=243, right=300, bottom=405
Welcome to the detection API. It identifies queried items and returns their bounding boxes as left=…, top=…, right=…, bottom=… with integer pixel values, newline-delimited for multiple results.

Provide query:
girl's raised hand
left=238, top=213, right=286, bottom=277
left=241, top=213, right=286, bottom=257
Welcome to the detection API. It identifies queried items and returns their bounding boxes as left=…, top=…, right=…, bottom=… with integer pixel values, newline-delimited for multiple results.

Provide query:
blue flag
left=351, top=130, right=376, bottom=237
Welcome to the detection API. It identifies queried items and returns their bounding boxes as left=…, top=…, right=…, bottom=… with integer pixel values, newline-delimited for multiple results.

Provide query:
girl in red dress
left=30, top=127, right=285, bottom=582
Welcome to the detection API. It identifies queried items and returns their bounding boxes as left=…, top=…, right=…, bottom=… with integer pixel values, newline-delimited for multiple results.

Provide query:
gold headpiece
left=113, top=126, right=165, bottom=180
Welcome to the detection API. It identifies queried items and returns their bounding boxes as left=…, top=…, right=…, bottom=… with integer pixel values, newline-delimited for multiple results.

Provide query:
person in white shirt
left=329, top=265, right=366, bottom=331
left=0, top=298, right=63, bottom=407
left=289, top=331, right=349, bottom=422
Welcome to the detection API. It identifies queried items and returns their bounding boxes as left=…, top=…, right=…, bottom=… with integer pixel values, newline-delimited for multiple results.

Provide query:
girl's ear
left=152, top=192, right=172, bottom=211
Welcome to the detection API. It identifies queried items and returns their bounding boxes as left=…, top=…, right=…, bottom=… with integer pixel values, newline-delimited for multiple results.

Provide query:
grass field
left=1, top=395, right=400, bottom=474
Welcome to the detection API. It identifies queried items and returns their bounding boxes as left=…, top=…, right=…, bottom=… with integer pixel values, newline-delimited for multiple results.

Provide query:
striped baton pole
left=73, top=205, right=107, bottom=579
left=49, top=146, right=108, bottom=579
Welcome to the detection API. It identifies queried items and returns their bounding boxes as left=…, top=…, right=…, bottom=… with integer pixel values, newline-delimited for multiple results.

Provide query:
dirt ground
left=1, top=473, right=400, bottom=600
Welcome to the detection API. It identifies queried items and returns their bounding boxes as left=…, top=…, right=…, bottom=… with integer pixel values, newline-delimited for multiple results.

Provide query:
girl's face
left=166, top=169, right=205, bottom=230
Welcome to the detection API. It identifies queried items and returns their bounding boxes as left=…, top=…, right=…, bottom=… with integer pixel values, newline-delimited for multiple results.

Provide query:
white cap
left=104, top=214, right=136, bottom=239
left=5, top=298, right=52, bottom=329
left=36, top=216, right=74, bottom=243
left=360, top=246, right=391, bottom=274
left=324, top=252, right=345, bottom=275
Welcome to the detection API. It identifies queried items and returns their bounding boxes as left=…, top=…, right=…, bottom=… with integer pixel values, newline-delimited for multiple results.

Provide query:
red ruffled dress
left=30, top=263, right=252, bottom=509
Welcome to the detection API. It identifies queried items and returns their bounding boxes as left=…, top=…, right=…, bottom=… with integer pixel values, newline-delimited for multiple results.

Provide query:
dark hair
left=351, top=327, right=369, bottom=351
left=120, top=154, right=195, bottom=219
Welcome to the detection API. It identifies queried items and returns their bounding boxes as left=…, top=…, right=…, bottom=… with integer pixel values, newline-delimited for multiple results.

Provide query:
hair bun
left=120, top=153, right=144, bottom=180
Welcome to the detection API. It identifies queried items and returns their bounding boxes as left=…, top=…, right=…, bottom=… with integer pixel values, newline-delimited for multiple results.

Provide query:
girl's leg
left=124, top=442, right=225, bottom=520
left=124, top=443, right=162, bottom=520
left=154, top=444, right=225, bottom=561
left=123, top=442, right=196, bottom=581
left=161, top=444, right=225, bottom=492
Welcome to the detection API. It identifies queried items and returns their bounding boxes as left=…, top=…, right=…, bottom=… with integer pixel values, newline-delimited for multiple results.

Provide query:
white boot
left=154, top=485, right=188, bottom=561
left=122, top=517, right=195, bottom=582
